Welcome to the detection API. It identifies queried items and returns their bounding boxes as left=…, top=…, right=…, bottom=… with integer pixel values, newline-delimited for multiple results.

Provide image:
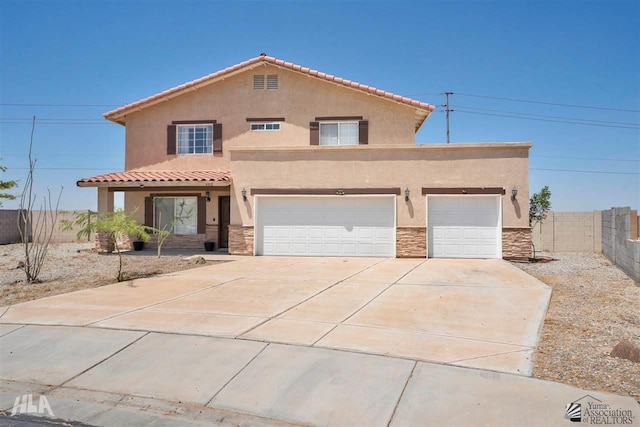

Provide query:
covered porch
left=77, top=171, right=232, bottom=252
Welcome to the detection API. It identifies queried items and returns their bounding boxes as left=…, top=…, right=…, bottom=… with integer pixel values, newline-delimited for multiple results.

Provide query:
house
left=78, top=54, right=532, bottom=259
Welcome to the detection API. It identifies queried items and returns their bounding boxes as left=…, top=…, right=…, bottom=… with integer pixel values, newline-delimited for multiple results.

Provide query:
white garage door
left=256, top=196, right=395, bottom=257
left=428, top=196, right=501, bottom=259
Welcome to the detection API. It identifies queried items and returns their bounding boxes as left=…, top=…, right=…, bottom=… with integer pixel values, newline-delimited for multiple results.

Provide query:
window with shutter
left=319, top=122, right=359, bottom=146
left=153, top=196, right=198, bottom=235
left=167, top=121, right=219, bottom=154
left=177, top=124, right=213, bottom=154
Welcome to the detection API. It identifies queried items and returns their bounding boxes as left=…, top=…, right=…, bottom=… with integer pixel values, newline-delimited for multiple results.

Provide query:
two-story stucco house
left=78, top=54, right=532, bottom=259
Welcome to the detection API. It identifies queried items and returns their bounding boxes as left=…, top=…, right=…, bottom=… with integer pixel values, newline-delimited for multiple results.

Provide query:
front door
left=219, top=196, right=231, bottom=248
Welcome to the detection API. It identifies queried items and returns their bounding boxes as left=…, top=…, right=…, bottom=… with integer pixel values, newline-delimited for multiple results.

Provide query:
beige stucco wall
left=121, top=63, right=418, bottom=172
left=229, top=143, right=531, bottom=229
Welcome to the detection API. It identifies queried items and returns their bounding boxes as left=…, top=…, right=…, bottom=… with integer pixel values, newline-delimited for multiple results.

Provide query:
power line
left=532, top=155, right=640, bottom=162
left=531, top=167, right=639, bottom=175
left=0, top=121, right=112, bottom=125
left=0, top=103, right=120, bottom=107
left=454, top=92, right=640, bottom=113
left=454, top=110, right=640, bottom=129
left=0, top=117, right=105, bottom=121
left=4, top=167, right=119, bottom=171
left=451, top=106, right=640, bottom=127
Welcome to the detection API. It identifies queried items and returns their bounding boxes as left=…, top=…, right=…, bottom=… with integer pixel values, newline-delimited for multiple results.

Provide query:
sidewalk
left=1, top=325, right=638, bottom=426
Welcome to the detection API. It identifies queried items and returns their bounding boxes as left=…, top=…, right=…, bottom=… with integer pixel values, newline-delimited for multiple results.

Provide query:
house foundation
left=229, top=225, right=254, bottom=255
left=396, top=227, right=427, bottom=257
left=502, top=227, right=532, bottom=259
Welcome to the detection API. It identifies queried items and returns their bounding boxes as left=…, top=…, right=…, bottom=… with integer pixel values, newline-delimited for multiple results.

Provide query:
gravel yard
left=1, top=244, right=638, bottom=401
left=513, top=252, right=640, bottom=401
left=0, top=243, right=226, bottom=306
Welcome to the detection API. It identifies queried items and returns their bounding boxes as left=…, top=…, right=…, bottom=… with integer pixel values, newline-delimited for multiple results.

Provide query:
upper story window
left=253, top=74, right=278, bottom=90
left=177, top=124, right=213, bottom=154
left=310, top=117, right=368, bottom=146
left=320, top=122, right=358, bottom=146
left=250, top=122, right=281, bottom=131
left=168, top=121, right=221, bottom=154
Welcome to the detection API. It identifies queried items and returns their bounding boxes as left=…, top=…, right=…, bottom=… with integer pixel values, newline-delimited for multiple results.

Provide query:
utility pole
left=443, top=92, right=453, bottom=143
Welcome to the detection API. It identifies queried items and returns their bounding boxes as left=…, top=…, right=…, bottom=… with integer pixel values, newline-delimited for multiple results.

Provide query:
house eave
left=77, top=180, right=232, bottom=188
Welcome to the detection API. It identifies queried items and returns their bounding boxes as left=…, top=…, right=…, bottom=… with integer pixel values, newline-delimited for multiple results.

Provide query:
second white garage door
left=256, top=196, right=395, bottom=257
left=427, top=196, right=501, bottom=259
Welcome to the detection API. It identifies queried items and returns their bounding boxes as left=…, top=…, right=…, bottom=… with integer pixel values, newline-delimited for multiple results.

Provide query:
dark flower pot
left=132, top=241, right=145, bottom=251
left=204, top=241, right=215, bottom=251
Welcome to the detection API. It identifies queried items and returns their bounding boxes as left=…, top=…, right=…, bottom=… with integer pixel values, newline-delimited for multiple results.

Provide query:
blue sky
left=1, top=0, right=638, bottom=212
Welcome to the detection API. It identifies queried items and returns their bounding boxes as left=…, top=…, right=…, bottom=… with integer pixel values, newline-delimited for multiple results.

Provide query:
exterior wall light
left=404, top=187, right=410, bottom=201
left=241, top=188, right=247, bottom=201
left=205, top=191, right=211, bottom=202
left=511, top=186, right=518, bottom=200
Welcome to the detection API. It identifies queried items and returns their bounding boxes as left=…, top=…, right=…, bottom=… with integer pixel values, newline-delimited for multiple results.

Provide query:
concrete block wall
left=602, top=207, right=640, bottom=283
left=0, top=209, right=93, bottom=245
left=532, top=211, right=602, bottom=253
left=0, top=210, right=25, bottom=244
left=31, top=210, right=94, bottom=244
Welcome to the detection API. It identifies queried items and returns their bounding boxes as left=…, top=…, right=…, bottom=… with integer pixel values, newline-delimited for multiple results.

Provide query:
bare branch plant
left=18, top=116, right=63, bottom=283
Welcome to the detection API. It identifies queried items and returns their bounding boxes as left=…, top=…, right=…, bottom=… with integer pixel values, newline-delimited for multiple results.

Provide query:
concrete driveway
left=1, top=257, right=549, bottom=375
left=1, top=257, right=638, bottom=426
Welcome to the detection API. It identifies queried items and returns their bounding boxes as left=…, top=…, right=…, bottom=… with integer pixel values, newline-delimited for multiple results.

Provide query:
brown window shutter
left=197, top=196, right=206, bottom=234
left=213, top=123, right=223, bottom=152
left=167, top=125, right=177, bottom=154
left=144, top=197, right=154, bottom=228
left=310, top=121, right=319, bottom=145
left=358, top=120, right=369, bottom=145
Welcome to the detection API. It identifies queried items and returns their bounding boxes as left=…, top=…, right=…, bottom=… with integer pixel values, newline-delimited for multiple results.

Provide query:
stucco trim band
left=250, top=188, right=402, bottom=196
left=422, top=187, right=506, bottom=195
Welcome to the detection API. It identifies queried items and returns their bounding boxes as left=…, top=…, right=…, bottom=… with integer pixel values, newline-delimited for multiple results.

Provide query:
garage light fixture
left=404, top=187, right=410, bottom=201
left=511, top=186, right=518, bottom=200
left=241, top=188, right=247, bottom=201
left=205, top=191, right=211, bottom=202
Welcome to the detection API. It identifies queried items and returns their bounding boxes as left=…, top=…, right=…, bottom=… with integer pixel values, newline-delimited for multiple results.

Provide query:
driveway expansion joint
left=57, top=331, right=150, bottom=389
left=386, top=360, right=418, bottom=427
left=206, top=342, right=271, bottom=407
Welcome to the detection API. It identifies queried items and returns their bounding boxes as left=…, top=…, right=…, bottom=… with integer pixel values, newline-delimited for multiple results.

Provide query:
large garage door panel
left=428, top=196, right=500, bottom=259
left=257, top=197, right=395, bottom=257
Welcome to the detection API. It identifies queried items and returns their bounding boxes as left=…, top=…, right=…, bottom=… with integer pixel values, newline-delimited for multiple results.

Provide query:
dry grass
left=515, top=253, right=640, bottom=401
left=0, top=243, right=226, bottom=306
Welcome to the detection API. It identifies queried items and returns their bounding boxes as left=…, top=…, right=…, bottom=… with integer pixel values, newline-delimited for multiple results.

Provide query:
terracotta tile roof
left=104, top=54, right=435, bottom=128
left=77, top=170, right=231, bottom=186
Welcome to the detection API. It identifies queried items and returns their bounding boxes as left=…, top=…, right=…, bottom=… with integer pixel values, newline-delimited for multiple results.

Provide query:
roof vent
left=259, top=52, right=267, bottom=57
left=253, top=75, right=265, bottom=90
left=267, top=74, right=278, bottom=90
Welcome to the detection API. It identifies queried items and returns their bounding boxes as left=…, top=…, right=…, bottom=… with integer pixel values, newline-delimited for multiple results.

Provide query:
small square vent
left=267, top=74, right=278, bottom=90
left=253, top=75, right=265, bottom=90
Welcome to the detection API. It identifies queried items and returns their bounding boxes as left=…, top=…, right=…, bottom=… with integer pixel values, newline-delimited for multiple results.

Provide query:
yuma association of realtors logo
left=10, top=394, right=55, bottom=417
left=565, top=395, right=636, bottom=425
